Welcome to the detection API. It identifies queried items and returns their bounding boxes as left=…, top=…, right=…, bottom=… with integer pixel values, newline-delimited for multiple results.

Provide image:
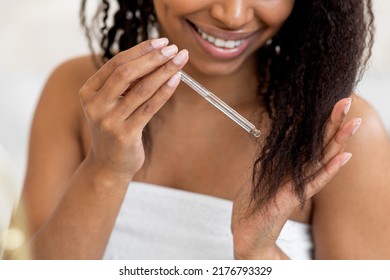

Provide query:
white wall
left=356, top=0, right=390, bottom=127
left=0, top=0, right=89, bottom=240
left=0, top=0, right=389, bottom=233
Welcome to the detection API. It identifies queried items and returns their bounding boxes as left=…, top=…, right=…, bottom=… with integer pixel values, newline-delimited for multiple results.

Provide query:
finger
left=321, top=118, right=362, bottom=164
left=127, top=72, right=183, bottom=134
left=98, top=44, right=179, bottom=101
left=323, top=97, right=352, bottom=145
left=79, top=38, right=169, bottom=103
left=93, top=38, right=170, bottom=90
left=116, top=49, right=189, bottom=119
left=306, top=152, right=352, bottom=198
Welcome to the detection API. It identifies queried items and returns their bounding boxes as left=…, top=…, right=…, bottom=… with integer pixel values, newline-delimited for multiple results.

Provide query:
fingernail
left=172, top=50, right=189, bottom=65
left=151, top=38, right=169, bottom=49
left=351, top=118, right=362, bottom=135
left=161, top=45, right=178, bottom=57
left=341, top=152, right=352, bottom=166
left=167, top=72, right=181, bottom=87
left=343, top=98, right=352, bottom=115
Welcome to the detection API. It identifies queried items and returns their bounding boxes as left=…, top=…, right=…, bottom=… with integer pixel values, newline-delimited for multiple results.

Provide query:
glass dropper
left=180, top=71, right=261, bottom=138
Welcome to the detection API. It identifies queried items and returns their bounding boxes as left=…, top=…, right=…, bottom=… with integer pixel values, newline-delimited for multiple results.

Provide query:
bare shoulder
left=22, top=55, right=98, bottom=233
left=30, top=54, right=98, bottom=162
left=44, top=55, right=98, bottom=99
left=317, top=94, right=390, bottom=197
left=347, top=94, right=389, bottom=145
left=312, top=93, right=390, bottom=259
left=35, top=55, right=98, bottom=128
left=338, top=94, right=390, bottom=192
left=325, top=94, right=390, bottom=185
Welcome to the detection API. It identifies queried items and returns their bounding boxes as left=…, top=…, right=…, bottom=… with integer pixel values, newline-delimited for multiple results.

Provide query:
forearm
left=28, top=157, right=131, bottom=259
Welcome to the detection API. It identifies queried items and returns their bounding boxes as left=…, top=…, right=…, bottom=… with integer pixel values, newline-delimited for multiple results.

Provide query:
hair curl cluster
left=80, top=0, right=374, bottom=211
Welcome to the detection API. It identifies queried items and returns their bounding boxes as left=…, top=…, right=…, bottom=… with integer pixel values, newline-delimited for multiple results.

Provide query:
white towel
left=103, top=181, right=313, bottom=260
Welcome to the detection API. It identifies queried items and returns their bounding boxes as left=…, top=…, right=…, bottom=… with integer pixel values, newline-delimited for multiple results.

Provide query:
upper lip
left=187, top=20, right=260, bottom=41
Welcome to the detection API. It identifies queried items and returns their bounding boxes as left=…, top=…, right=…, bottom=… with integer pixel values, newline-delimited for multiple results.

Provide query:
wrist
left=234, top=245, right=290, bottom=260
left=81, top=154, right=134, bottom=190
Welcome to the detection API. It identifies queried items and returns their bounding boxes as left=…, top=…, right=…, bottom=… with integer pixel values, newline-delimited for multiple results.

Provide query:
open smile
left=186, top=20, right=260, bottom=59
left=193, top=26, right=245, bottom=49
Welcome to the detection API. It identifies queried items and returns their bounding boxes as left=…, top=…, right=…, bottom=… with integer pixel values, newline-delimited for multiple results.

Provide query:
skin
left=13, top=0, right=390, bottom=259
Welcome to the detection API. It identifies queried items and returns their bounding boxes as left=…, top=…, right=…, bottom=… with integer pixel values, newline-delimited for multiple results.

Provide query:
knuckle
left=114, top=130, right=128, bottom=145
left=116, top=63, right=129, bottom=76
left=140, top=90, right=172, bottom=115
left=164, top=55, right=183, bottom=74
left=83, top=103, right=94, bottom=117
left=114, top=64, right=131, bottom=81
left=131, top=80, right=158, bottom=101
left=150, top=49, right=166, bottom=64
left=321, top=164, right=335, bottom=182
left=158, top=86, right=174, bottom=101
left=79, top=85, right=89, bottom=101
left=140, top=40, right=154, bottom=53
left=83, top=95, right=106, bottom=123
left=106, top=59, right=118, bottom=72
left=159, top=63, right=177, bottom=77
left=333, top=129, right=349, bottom=146
left=161, top=64, right=174, bottom=75
left=333, top=135, right=344, bottom=146
left=108, top=53, right=125, bottom=70
left=108, top=130, right=127, bottom=146
left=141, top=102, right=154, bottom=115
left=100, top=117, right=116, bottom=135
left=122, top=121, right=144, bottom=145
left=83, top=97, right=99, bottom=119
left=132, top=81, right=149, bottom=98
left=79, top=83, right=97, bottom=102
left=307, top=175, right=326, bottom=196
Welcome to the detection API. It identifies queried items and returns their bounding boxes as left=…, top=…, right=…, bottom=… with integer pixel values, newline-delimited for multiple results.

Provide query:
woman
left=15, top=0, right=390, bottom=259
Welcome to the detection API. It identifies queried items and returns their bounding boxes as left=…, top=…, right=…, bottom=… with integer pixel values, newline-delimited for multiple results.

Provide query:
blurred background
left=0, top=0, right=389, bottom=240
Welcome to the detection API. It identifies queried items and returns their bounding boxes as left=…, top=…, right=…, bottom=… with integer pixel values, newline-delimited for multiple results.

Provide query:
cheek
left=153, top=0, right=212, bottom=46
left=153, top=0, right=205, bottom=20
left=255, top=0, right=295, bottom=28
left=153, top=0, right=190, bottom=34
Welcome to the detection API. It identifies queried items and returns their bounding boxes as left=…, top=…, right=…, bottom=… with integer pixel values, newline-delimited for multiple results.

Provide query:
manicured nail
left=340, top=152, right=352, bottom=166
left=161, top=45, right=178, bottom=57
left=167, top=72, right=181, bottom=87
left=151, top=37, right=169, bottom=49
left=172, top=50, right=189, bottom=65
left=343, top=98, right=352, bottom=115
left=351, top=118, right=362, bottom=135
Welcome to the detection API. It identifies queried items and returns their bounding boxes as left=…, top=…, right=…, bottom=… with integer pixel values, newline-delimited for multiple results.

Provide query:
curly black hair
left=80, top=0, right=374, bottom=210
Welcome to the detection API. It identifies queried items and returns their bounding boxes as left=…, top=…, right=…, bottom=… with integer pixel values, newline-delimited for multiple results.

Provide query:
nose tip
left=211, top=1, right=254, bottom=30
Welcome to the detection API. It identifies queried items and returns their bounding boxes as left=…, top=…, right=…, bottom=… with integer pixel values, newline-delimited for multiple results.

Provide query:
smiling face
left=153, top=0, right=295, bottom=76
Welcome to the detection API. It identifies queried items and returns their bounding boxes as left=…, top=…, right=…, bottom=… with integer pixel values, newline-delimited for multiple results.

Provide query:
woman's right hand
left=79, top=38, right=188, bottom=181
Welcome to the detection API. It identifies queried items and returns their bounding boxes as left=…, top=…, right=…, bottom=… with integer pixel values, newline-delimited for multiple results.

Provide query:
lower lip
left=189, top=25, right=254, bottom=60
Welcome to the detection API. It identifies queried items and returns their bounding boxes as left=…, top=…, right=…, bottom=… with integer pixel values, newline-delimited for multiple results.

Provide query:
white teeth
left=214, top=38, right=225, bottom=47
left=196, top=27, right=243, bottom=49
left=225, top=40, right=236, bottom=48
left=207, top=35, right=216, bottom=43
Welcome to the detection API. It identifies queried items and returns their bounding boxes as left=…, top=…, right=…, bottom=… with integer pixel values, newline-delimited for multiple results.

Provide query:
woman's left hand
left=231, top=97, right=362, bottom=259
